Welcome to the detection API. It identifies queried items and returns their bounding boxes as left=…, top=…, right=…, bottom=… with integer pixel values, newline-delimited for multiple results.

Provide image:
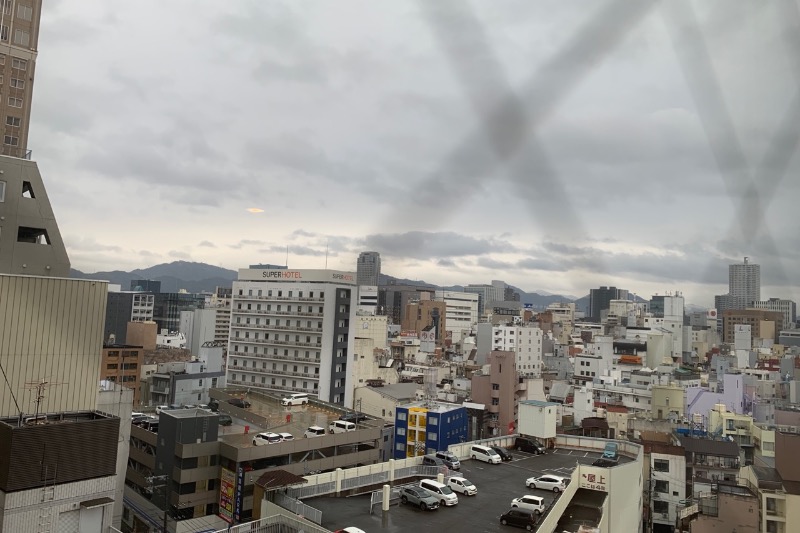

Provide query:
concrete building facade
left=0, top=1, right=42, bottom=160
left=100, top=344, right=144, bottom=406
left=226, top=268, right=357, bottom=405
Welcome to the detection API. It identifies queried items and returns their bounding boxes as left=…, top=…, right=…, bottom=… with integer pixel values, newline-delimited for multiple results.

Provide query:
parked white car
left=304, top=426, right=326, bottom=438
left=525, top=475, right=567, bottom=493
left=448, top=476, right=477, bottom=496
left=278, top=432, right=294, bottom=442
left=510, top=495, right=545, bottom=514
left=281, top=393, right=309, bottom=406
left=155, top=405, right=169, bottom=415
left=252, top=432, right=283, bottom=446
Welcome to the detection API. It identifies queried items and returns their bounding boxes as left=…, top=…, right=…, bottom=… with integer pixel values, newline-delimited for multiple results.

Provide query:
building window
left=397, top=428, right=405, bottom=436
left=654, top=480, right=668, bottom=493
left=13, top=29, right=29, bottom=47
left=653, top=500, right=668, bottom=515
left=0, top=25, right=7, bottom=41
left=653, top=459, right=669, bottom=472
left=398, top=412, right=407, bottom=421
left=0, top=180, right=5, bottom=202
left=8, top=97, right=22, bottom=108
left=492, top=383, right=500, bottom=390
left=17, top=4, right=33, bottom=20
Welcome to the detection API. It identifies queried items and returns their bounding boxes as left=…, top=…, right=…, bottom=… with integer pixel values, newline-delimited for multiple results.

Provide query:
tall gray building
left=357, top=251, right=381, bottom=286
left=729, top=256, right=760, bottom=308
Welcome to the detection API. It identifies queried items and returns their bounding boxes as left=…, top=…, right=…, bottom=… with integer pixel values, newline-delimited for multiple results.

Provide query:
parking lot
left=311, top=448, right=609, bottom=533
left=216, top=392, right=377, bottom=447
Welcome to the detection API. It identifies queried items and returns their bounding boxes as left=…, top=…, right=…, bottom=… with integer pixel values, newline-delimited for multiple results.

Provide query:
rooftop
left=521, top=400, right=560, bottom=408
left=678, top=436, right=740, bottom=457
left=363, top=382, right=420, bottom=401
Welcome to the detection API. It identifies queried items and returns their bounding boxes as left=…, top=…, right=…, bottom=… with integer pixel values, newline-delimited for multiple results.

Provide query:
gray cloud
left=197, top=241, right=216, bottom=248
left=364, top=231, right=516, bottom=259
left=31, top=1, right=800, bottom=307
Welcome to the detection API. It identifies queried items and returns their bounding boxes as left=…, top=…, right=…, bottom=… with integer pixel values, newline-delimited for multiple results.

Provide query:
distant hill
left=70, top=261, right=237, bottom=293
left=70, top=261, right=581, bottom=305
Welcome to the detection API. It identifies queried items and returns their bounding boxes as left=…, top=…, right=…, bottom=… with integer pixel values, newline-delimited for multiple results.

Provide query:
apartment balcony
left=491, top=390, right=501, bottom=399
left=233, top=323, right=321, bottom=333
left=238, top=308, right=324, bottom=318
left=235, top=338, right=322, bottom=348
left=487, top=404, right=500, bottom=414
left=238, top=295, right=325, bottom=302
left=228, top=351, right=321, bottom=363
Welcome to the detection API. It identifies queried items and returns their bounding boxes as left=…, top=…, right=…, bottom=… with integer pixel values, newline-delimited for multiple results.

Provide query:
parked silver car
left=398, top=486, right=440, bottom=511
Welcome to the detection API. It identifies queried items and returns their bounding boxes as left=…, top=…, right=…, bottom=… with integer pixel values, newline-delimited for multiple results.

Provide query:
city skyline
left=30, top=1, right=799, bottom=309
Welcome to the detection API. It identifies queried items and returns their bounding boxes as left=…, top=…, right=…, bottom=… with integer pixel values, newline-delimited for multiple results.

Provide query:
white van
left=328, top=420, right=356, bottom=434
left=419, top=479, right=458, bottom=506
left=470, top=444, right=502, bottom=464
left=281, top=393, right=309, bottom=406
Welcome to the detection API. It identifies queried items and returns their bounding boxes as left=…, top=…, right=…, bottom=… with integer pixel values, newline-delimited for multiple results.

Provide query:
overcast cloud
left=34, top=1, right=800, bottom=306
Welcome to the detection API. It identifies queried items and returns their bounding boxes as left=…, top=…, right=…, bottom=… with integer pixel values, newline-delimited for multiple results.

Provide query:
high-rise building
left=588, top=286, right=629, bottom=321
left=226, top=268, right=357, bottom=405
left=356, top=251, right=381, bottom=286
left=104, top=289, right=155, bottom=344
left=750, top=298, right=796, bottom=329
left=0, top=1, right=41, bottom=159
left=729, top=256, right=760, bottom=308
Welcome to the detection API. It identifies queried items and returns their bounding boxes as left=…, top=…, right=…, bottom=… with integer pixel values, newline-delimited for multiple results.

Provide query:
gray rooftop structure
left=0, top=156, right=70, bottom=277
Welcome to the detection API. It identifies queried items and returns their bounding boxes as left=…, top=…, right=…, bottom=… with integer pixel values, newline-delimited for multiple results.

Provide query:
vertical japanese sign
left=234, top=466, right=245, bottom=522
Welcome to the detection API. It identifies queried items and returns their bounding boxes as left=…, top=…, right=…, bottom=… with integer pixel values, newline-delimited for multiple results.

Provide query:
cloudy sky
left=33, top=1, right=800, bottom=306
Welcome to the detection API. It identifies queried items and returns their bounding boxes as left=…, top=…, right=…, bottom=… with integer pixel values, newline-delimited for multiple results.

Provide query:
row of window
left=236, top=303, right=323, bottom=313
left=235, top=316, right=323, bottom=328
left=0, top=26, right=30, bottom=47
left=232, top=330, right=320, bottom=343
left=229, top=373, right=318, bottom=389
left=0, top=76, right=24, bottom=88
left=231, top=359, right=318, bottom=374
left=239, top=288, right=323, bottom=299
left=1, top=2, right=33, bottom=21
left=231, top=345, right=319, bottom=358
left=0, top=54, right=28, bottom=70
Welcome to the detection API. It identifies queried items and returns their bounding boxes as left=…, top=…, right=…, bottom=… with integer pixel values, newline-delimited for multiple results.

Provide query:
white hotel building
left=226, top=269, right=357, bottom=406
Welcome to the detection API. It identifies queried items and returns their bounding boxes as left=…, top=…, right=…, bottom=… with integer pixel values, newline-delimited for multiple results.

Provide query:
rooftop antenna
left=24, top=378, right=67, bottom=424
left=325, top=241, right=329, bottom=269
left=285, top=245, right=289, bottom=268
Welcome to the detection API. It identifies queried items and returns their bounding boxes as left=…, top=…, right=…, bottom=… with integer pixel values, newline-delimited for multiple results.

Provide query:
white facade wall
left=575, top=355, right=601, bottom=384
left=651, top=452, right=686, bottom=527
left=96, top=382, right=133, bottom=529
left=357, top=285, right=378, bottom=314
left=435, top=290, right=479, bottom=340
left=492, top=325, right=543, bottom=377
left=518, top=401, right=558, bottom=439
left=0, top=476, right=117, bottom=533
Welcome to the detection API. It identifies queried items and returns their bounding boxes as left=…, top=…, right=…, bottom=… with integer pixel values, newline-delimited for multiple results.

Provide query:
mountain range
left=70, top=261, right=595, bottom=310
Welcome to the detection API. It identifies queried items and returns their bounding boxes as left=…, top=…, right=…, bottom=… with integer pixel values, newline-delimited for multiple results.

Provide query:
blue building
left=393, top=401, right=468, bottom=459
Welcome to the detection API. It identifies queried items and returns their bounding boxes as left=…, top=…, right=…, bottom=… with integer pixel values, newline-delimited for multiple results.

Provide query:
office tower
left=356, top=251, right=381, bottom=286
left=0, top=1, right=42, bottom=159
left=588, top=286, right=629, bottom=321
left=104, top=289, right=155, bottom=344
left=729, top=256, right=760, bottom=308
left=227, top=268, right=356, bottom=405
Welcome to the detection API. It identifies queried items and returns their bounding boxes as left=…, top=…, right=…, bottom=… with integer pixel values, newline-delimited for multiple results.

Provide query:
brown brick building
left=722, top=309, right=784, bottom=344
left=101, top=344, right=144, bottom=406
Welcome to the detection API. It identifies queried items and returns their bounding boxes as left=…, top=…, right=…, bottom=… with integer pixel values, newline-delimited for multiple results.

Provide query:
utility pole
left=146, top=475, right=170, bottom=533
